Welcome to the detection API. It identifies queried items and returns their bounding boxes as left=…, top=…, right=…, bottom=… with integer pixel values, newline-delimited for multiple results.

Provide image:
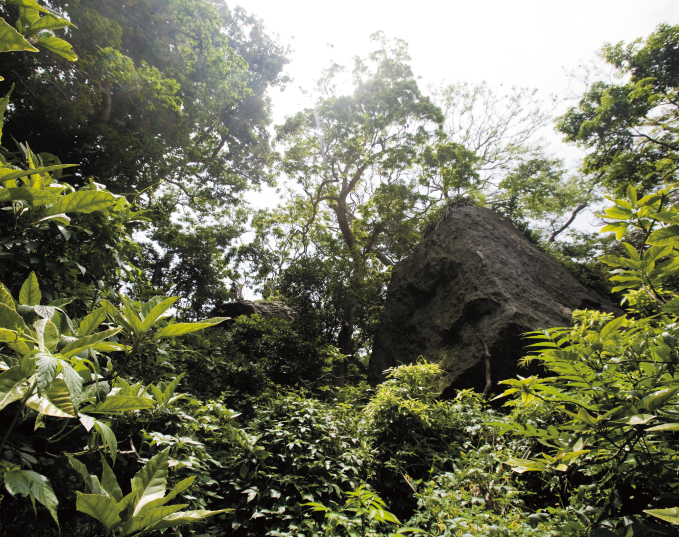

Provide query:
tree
left=557, top=23, right=679, bottom=196
left=271, top=34, right=442, bottom=370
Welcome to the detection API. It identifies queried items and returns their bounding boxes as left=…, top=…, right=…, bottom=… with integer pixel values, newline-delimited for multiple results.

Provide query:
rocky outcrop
left=369, top=205, right=620, bottom=397
left=212, top=299, right=295, bottom=322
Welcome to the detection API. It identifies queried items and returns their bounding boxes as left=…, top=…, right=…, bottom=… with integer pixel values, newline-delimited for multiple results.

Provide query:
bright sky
left=237, top=0, right=679, bottom=133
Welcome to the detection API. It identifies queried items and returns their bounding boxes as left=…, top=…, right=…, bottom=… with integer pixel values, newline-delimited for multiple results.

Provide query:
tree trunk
left=335, top=304, right=356, bottom=387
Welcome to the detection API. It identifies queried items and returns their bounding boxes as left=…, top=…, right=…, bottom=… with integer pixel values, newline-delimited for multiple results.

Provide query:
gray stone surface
left=369, top=205, right=620, bottom=396
left=212, top=299, right=295, bottom=322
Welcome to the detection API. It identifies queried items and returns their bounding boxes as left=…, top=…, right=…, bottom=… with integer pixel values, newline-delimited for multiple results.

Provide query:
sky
left=236, top=0, right=679, bottom=143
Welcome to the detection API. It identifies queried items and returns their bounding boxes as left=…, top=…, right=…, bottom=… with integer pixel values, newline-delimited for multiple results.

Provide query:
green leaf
left=0, top=165, right=75, bottom=185
left=36, top=34, right=77, bottom=61
left=60, top=361, right=83, bottom=407
left=0, top=302, right=29, bottom=332
left=100, top=454, right=123, bottom=503
left=640, top=386, right=679, bottom=411
left=4, top=469, right=31, bottom=497
left=160, top=373, right=185, bottom=406
left=644, top=507, right=679, bottom=525
left=648, top=225, right=679, bottom=246
left=0, top=17, right=39, bottom=52
left=67, top=454, right=95, bottom=493
left=0, top=283, right=16, bottom=310
left=28, top=14, right=73, bottom=32
left=24, top=470, right=59, bottom=527
left=600, top=316, right=626, bottom=341
left=89, top=395, right=154, bottom=413
left=35, top=352, right=59, bottom=394
left=139, top=297, right=179, bottom=332
left=154, top=318, right=228, bottom=339
left=0, top=366, right=28, bottom=410
left=120, top=295, right=143, bottom=335
left=19, top=272, right=41, bottom=306
left=76, top=493, right=121, bottom=530
left=34, top=318, right=59, bottom=353
left=26, top=378, right=75, bottom=417
left=646, top=422, right=679, bottom=432
left=45, top=191, right=115, bottom=216
left=131, top=448, right=170, bottom=516
left=78, top=307, right=107, bottom=337
left=60, top=327, right=122, bottom=359
left=135, top=476, right=195, bottom=517
left=148, top=509, right=230, bottom=531
left=100, top=300, right=132, bottom=332
left=119, top=504, right=187, bottom=537
left=94, top=420, right=118, bottom=464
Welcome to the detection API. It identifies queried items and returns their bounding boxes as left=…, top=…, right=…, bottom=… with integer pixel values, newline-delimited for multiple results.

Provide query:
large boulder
left=212, top=299, right=295, bottom=322
left=369, top=205, right=620, bottom=396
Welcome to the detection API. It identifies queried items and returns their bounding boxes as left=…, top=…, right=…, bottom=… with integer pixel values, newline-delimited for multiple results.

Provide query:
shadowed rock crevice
left=369, top=205, right=620, bottom=395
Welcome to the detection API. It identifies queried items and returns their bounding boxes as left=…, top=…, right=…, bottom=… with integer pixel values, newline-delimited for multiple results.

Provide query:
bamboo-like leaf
left=76, top=493, right=121, bottom=530
left=0, top=365, right=28, bottom=410
left=131, top=448, right=170, bottom=516
left=0, top=17, right=39, bottom=52
left=154, top=318, right=228, bottom=339
left=139, top=297, right=179, bottom=332
left=89, top=395, right=154, bottom=413
left=45, top=191, right=115, bottom=216
left=19, top=271, right=41, bottom=306
left=646, top=422, right=679, bottom=432
left=600, top=316, right=626, bottom=341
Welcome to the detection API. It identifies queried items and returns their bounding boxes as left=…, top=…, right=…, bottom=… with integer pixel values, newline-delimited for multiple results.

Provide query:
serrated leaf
left=60, top=361, right=82, bottom=407
left=35, top=352, right=59, bottom=394
left=154, top=318, right=228, bottom=339
left=600, top=316, right=626, bottom=341
left=648, top=225, right=679, bottom=246
left=45, top=191, right=114, bottom=216
left=24, top=470, right=59, bottom=526
left=76, top=493, right=121, bottom=529
left=90, top=395, right=154, bottom=413
left=19, top=271, right=41, bottom=306
left=0, top=17, right=39, bottom=52
left=131, top=448, right=170, bottom=516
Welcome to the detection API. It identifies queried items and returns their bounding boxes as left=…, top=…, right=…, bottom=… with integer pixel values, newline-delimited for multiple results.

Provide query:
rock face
left=212, top=299, right=295, bottom=322
left=369, top=205, right=620, bottom=397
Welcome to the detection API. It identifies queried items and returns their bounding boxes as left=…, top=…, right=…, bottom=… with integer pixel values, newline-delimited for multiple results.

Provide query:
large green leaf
left=26, top=378, right=75, bottom=417
left=89, top=395, right=154, bottom=413
left=28, top=14, right=73, bottom=32
left=640, top=386, right=679, bottom=411
left=645, top=507, right=679, bottom=525
left=100, top=300, right=132, bottom=332
left=45, top=191, right=115, bottom=216
left=136, top=476, right=195, bottom=517
left=139, top=297, right=179, bottom=332
left=35, top=352, right=59, bottom=394
left=0, top=366, right=28, bottom=410
left=78, top=307, right=107, bottom=337
left=119, top=504, right=187, bottom=537
left=36, top=34, right=77, bottom=61
left=149, top=509, right=230, bottom=531
left=0, top=17, right=39, bottom=52
left=76, top=493, right=121, bottom=530
left=19, top=271, right=41, bottom=306
left=59, top=360, right=83, bottom=407
left=0, top=164, right=75, bottom=185
left=154, top=318, right=228, bottom=339
left=120, top=295, right=143, bottom=335
left=34, top=318, right=59, bottom=353
left=24, top=470, right=59, bottom=526
left=0, top=283, right=16, bottom=310
left=60, top=327, right=121, bottom=359
left=131, top=448, right=170, bottom=516
left=3, top=469, right=31, bottom=496
left=648, top=225, right=679, bottom=246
